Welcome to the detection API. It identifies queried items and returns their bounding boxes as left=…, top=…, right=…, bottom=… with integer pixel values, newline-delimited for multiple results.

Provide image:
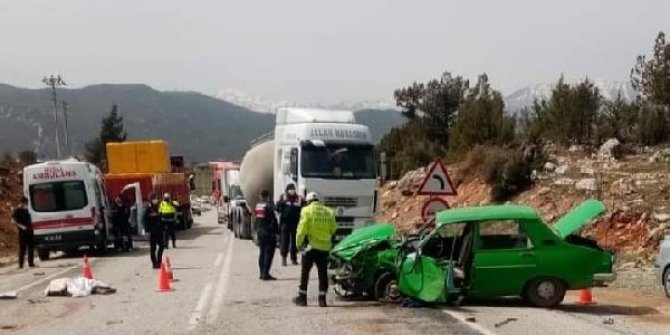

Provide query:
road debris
left=0, top=291, right=17, bottom=300
left=494, top=317, right=518, bottom=328
left=603, top=317, right=615, bottom=325
left=465, top=317, right=476, bottom=323
left=105, top=320, right=124, bottom=326
left=33, top=271, right=45, bottom=276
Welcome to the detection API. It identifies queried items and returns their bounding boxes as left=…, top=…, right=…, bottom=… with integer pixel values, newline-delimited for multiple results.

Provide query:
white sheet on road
left=44, top=277, right=116, bottom=297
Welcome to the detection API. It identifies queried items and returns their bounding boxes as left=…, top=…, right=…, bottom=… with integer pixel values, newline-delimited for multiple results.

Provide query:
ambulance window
left=29, top=181, right=88, bottom=212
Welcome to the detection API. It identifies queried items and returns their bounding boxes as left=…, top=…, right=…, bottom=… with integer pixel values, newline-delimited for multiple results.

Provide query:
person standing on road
left=144, top=195, right=165, bottom=269
left=111, top=196, right=132, bottom=252
left=275, top=183, right=303, bottom=266
left=256, top=190, right=278, bottom=281
left=159, top=193, right=178, bottom=249
left=293, top=192, right=337, bottom=307
left=12, top=196, right=35, bottom=269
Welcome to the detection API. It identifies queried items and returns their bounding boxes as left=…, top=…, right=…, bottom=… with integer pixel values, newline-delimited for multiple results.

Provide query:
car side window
left=478, top=220, right=531, bottom=250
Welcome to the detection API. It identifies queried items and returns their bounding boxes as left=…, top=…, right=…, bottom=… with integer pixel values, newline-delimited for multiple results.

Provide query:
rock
left=0, top=291, right=18, bottom=299
left=391, top=212, right=399, bottom=220
left=575, top=178, right=597, bottom=191
left=555, top=165, right=569, bottom=175
left=554, top=178, right=575, bottom=186
left=538, top=187, right=551, bottom=196
left=580, top=167, right=595, bottom=175
left=598, top=138, right=622, bottom=160
left=569, top=145, right=582, bottom=152
left=544, top=162, right=557, bottom=172
left=653, top=213, right=670, bottom=222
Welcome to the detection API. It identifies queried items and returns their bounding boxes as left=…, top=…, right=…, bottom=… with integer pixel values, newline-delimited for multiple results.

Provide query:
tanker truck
left=239, top=107, right=379, bottom=243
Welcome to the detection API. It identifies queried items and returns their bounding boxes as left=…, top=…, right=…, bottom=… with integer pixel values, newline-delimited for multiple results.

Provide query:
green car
left=330, top=199, right=616, bottom=307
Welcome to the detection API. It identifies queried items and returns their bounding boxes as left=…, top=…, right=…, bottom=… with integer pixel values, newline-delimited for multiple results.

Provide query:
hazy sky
left=0, top=0, right=668, bottom=104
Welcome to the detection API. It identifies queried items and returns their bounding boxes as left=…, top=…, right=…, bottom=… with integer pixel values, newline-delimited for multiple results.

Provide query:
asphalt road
left=0, top=210, right=668, bottom=335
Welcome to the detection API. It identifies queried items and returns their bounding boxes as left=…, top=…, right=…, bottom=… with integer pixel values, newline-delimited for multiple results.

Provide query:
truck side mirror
left=289, top=148, right=298, bottom=179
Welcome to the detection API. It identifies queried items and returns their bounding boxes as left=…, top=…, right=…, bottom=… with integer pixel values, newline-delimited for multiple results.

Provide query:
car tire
left=524, top=278, right=567, bottom=308
left=37, top=249, right=50, bottom=261
left=375, top=272, right=402, bottom=303
left=663, top=267, right=670, bottom=298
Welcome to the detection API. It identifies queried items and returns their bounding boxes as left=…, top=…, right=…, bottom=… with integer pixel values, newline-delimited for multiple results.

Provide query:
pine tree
left=85, top=105, right=128, bottom=167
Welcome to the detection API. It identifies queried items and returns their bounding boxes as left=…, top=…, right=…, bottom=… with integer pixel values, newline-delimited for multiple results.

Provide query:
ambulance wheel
left=38, top=249, right=50, bottom=261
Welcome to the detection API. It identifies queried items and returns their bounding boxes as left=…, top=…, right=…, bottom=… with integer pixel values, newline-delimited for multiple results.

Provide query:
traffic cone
left=577, top=288, right=595, bottom=304
left=82, top=255, right=94, bottom=280
left=164, top=255, right=174, bottom=281
left=157, top=262, right=173, bottom=292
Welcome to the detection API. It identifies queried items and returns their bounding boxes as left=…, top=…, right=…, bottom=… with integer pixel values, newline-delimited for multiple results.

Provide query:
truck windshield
left=229, top=184, right=244, bottom=200
left=301, top=144, right=376, bottom=179
left=29, top=181, right=88, bottom=212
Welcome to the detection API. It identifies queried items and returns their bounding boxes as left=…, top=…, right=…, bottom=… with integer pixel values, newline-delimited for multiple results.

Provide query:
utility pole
left=62, top=101, right=70, bottom=157
left=42, top=75, right=67, bottom=159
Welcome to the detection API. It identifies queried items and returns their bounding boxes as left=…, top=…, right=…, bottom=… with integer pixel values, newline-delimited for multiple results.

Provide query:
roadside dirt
left=0, top=164, right=21, bottom=259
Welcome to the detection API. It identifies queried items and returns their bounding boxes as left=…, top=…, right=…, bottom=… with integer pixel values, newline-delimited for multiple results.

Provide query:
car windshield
left=301, top=144, right=376, bottom=179
left=29, top=181, right=88, bottom=212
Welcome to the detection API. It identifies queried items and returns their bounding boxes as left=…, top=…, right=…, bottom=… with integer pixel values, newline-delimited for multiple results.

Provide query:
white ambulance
left=23, top=159, right=114, bottom=260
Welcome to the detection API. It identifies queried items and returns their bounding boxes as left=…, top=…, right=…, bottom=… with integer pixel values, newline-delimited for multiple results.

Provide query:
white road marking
left=441, top=309, right=498, bottom=335
left=188, top=283, right=214, bottom=327
left=207, top=235, right=235, bottom=324
left=14, top=265, right=79, bottom=293
left=187, top=233, right=231, bottom=329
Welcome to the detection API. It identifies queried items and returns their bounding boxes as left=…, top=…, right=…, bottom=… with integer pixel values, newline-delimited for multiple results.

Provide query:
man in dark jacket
left=275, top=183, right=303, bottom=266
left=12, top=196, right=34, bottom=269
left=111, top=196, right=132, bottom=252
left=256, top=190, right=278, bottom=281
left=144, top=195, right=164, bottom=269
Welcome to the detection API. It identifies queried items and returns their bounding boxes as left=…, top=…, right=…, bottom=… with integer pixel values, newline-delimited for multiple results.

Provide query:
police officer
left=275, top=183, right=303, bottom=266
left=293, top=192, right=337, bottom=307
left=256, top=190, right=278, bottom=281
left=159, top=193, right=177, bottom=249
left=12, top=196, right=35, bottom=269
left=144, top=195, right=164, bottom=269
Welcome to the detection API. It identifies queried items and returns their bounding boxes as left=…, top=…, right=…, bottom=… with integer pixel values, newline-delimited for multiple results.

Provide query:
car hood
left=330, top=223, right=396, bottom=260
left=553, top=199, right=606, bottom=239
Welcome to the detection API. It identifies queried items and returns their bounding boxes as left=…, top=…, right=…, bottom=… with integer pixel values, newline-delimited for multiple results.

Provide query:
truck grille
left=324, top=197, right=358, bottom=208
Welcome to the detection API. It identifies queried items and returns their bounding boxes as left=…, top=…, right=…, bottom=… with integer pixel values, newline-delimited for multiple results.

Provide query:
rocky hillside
left=378, top=141, right=670, bottom=261
left=0, top=165, right=22, bottom=260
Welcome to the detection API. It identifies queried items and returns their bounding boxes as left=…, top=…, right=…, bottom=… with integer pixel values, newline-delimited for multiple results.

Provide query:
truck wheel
left=375, top=272, right=402, bottom=303
left=38, top=249, right=50, bottom=261
left=524, top=278, right=566, bottom=308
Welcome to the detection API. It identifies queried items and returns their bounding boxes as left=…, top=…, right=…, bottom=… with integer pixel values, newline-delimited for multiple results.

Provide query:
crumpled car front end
left=329, top=223, right=401, bottom=300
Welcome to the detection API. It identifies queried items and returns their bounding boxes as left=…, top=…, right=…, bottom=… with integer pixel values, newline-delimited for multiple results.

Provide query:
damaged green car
left=329, top=199, right=616, bottom=307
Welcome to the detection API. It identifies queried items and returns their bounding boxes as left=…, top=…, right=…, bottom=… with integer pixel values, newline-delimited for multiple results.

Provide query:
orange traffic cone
left=577, top=288, right=595, bottom=304
left=82, top=255, right=94, bottom=279
left=157, top=261, right=173, bottom=292
left=164, top=255, right=174, bottom=281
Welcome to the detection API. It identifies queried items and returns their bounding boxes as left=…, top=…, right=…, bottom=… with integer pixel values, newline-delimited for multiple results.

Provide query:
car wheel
left=37, top=249, right=50, bottom=261
left=663, top=267, right=670, bottom=298
left=524, top=278, right=567, bottom=308
left=375, top=272, right=402, bottom=303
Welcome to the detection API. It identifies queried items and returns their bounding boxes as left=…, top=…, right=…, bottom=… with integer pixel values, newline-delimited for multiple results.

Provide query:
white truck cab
left=23, top=160, right=114, bottom=260
left=273, top=108, right=378, bottom=240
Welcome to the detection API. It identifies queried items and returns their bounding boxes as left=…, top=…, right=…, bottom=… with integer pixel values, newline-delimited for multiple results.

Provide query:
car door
left=398, top=251, right=448, bottom=303
left=470, top=219, right=538, bottom=298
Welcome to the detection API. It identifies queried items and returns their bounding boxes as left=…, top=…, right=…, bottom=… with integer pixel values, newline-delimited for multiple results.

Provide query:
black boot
left=293, top=294, right=307, bottom=307
left=291, top=258, right=299, bottom=266
left=318, top=295, right=327, bottom=307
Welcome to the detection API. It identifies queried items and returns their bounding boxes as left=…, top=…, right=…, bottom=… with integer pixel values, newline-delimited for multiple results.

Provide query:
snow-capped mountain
left=504, top=81, right=637, bottom=113
left=216, top=88, right=399, bottom=114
